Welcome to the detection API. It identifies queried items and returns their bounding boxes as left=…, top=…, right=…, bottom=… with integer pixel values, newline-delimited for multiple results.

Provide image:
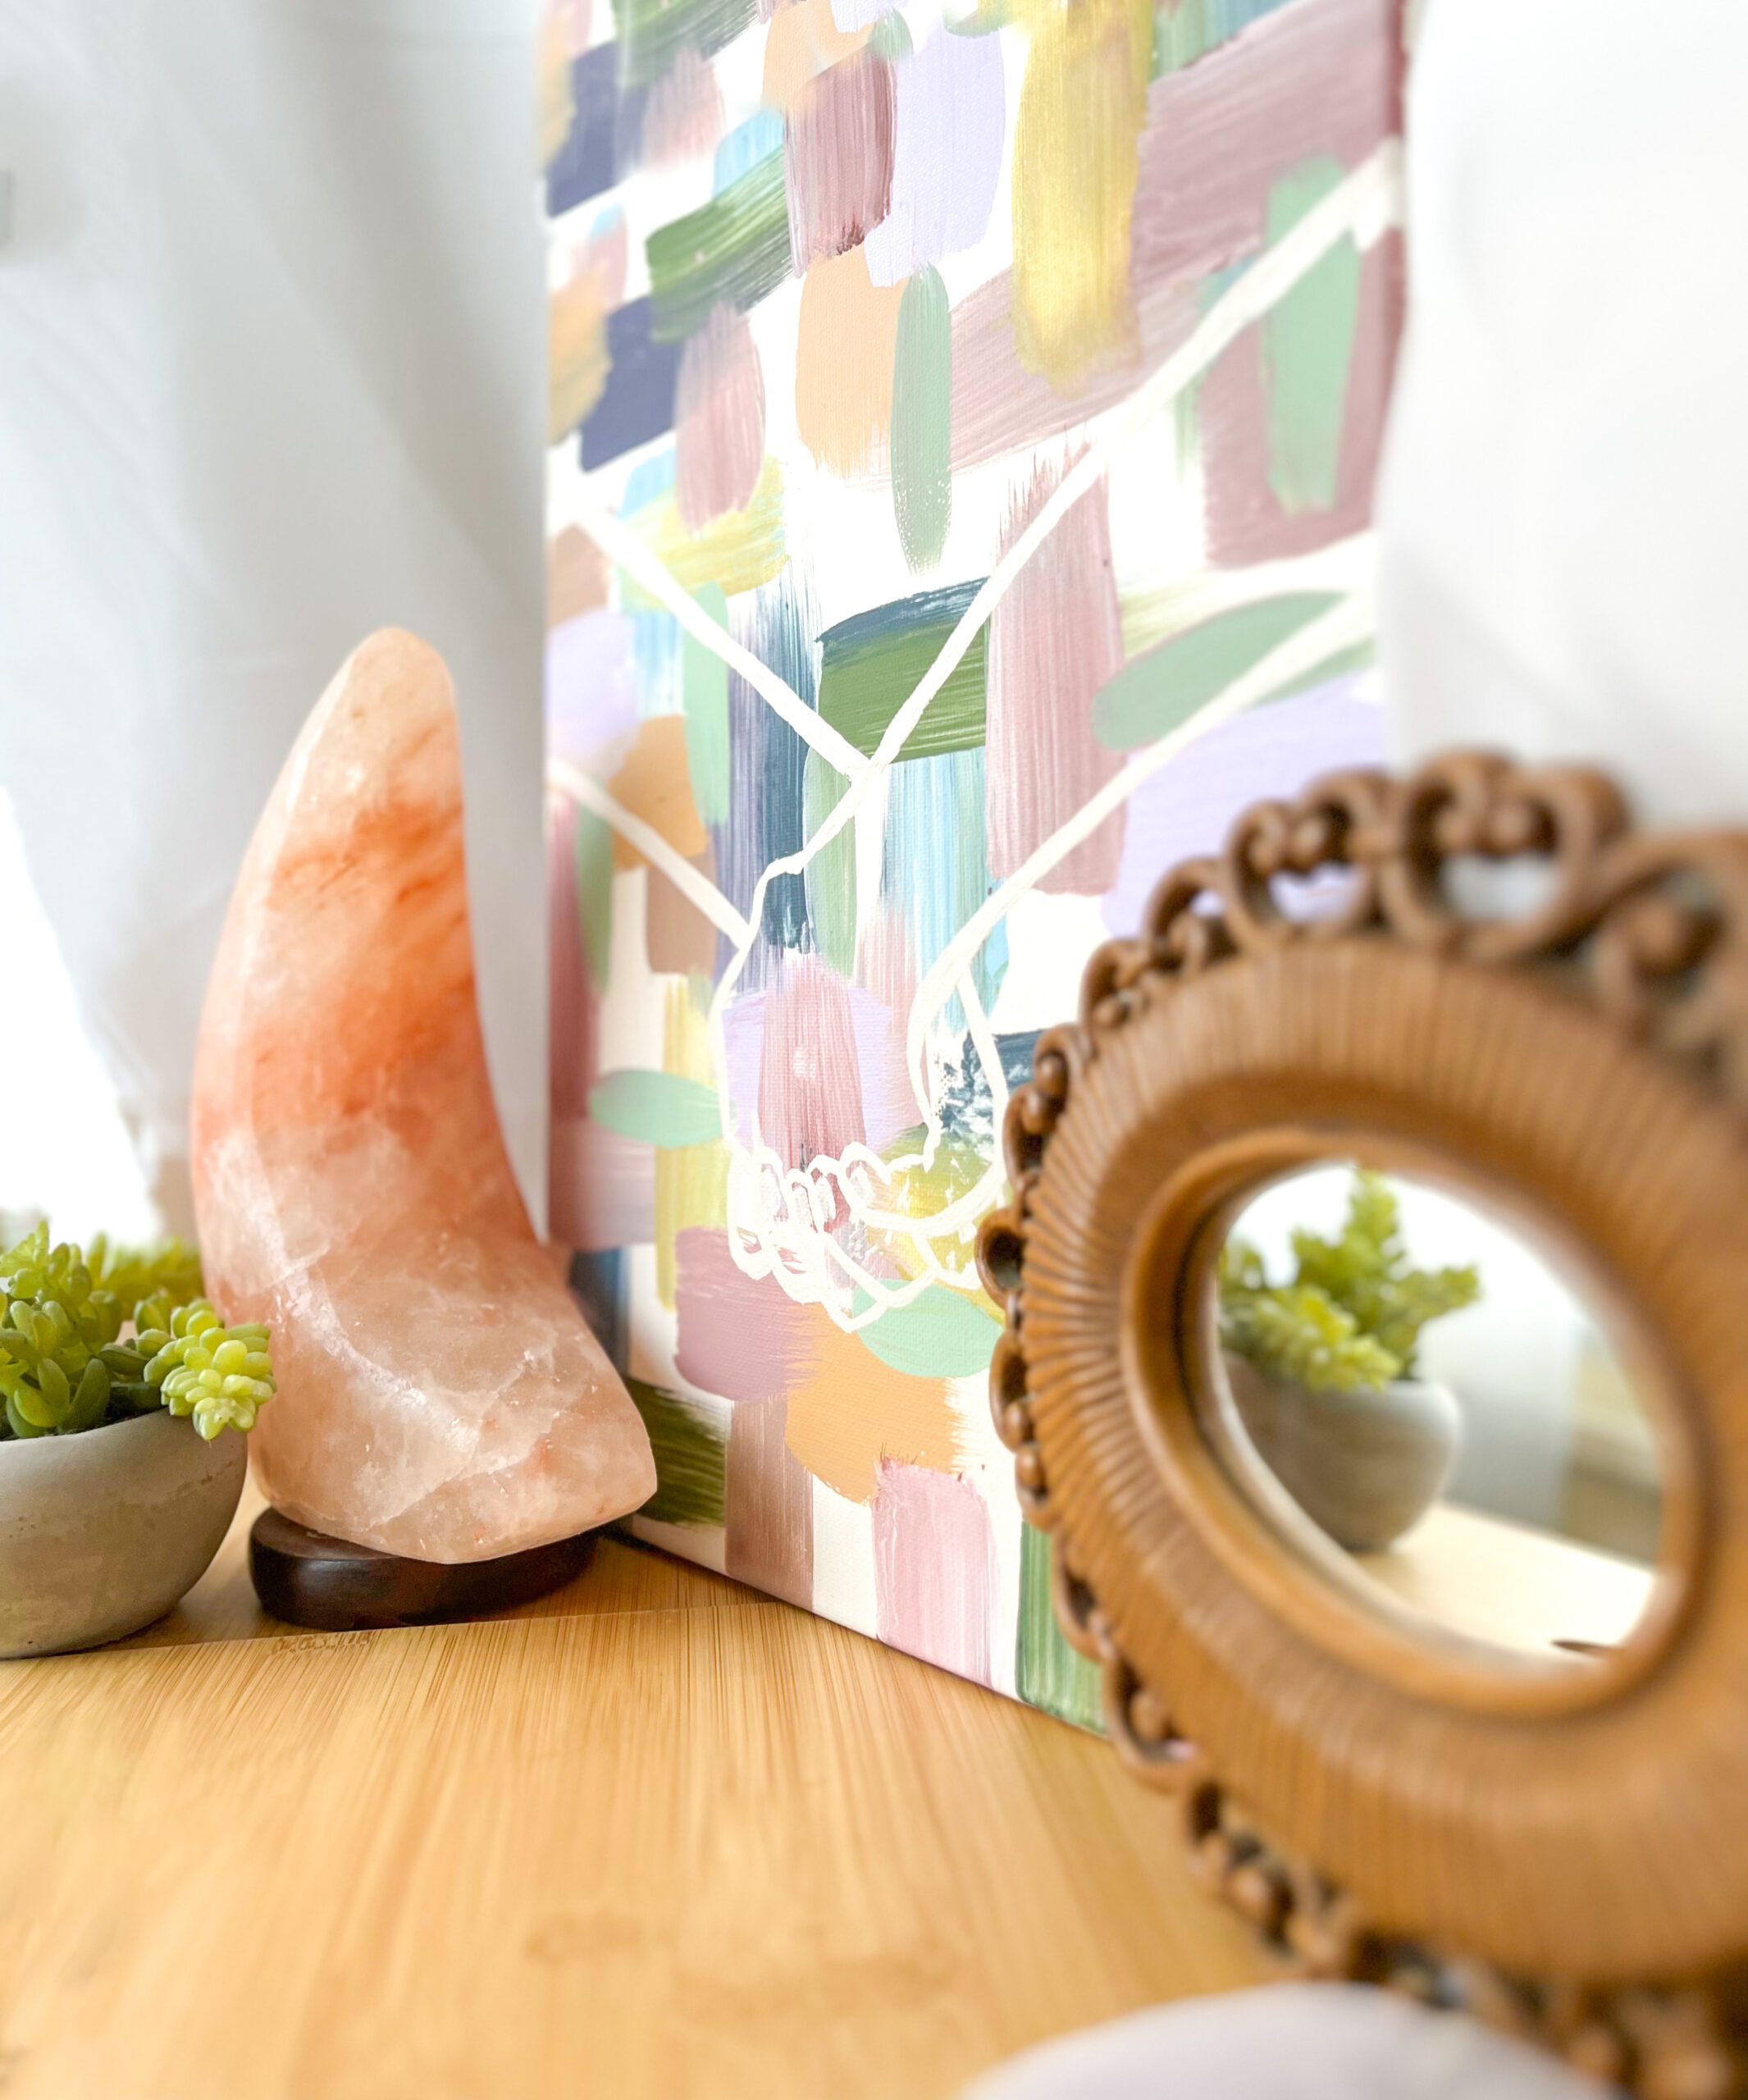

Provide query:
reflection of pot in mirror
left=1221, top=1350, right=1463, bottom=1554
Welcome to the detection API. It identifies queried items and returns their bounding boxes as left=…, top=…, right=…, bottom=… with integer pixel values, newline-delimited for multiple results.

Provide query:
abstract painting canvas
left=542, top=0, right=1404, bottom=1726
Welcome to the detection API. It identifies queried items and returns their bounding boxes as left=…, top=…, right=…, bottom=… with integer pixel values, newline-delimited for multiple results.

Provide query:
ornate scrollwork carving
left=974, top=751, right=1748, bottom=2100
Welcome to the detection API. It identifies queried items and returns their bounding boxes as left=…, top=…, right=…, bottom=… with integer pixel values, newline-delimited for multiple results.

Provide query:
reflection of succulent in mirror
left=1209, top=1168, right=1664, bottom=1671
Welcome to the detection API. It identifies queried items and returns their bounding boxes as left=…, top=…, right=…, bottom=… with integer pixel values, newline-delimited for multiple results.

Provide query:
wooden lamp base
left=248, top=1509, right=596, bottom=1632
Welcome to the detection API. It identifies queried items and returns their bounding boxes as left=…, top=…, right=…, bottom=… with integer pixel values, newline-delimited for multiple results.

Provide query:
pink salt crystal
left=191, top=631, right=655, bottom=1561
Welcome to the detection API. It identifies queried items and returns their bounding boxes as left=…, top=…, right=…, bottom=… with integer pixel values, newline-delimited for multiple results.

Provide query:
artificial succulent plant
left=1220, top=1171, right=1480, bottom=1395
left=0, top=1223, right=275, bottom=1442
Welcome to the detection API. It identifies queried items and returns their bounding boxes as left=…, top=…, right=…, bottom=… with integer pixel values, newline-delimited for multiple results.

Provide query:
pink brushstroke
left=864, top=27, right=1005, bottom=288
left=1131, top=0, right=1398, bottom=290
left=986, top=460, right=1126, bottom=894
left=550, top=1120, right=656, bottom=1249
left=675, top=1225, right=813, bottom=1402
left=675, top=302, right=766, bottom=532
left=1201, top=230, right=1403, bottom=564
left=642, top=46, right=724, bottom=167
left=942, top=0, right=1396, bottom=471
left=783, top=49, right=896, bottom=272
left=873, top=1461, right=997, bottom=1686
left=725, top=978, right=915, bottom=1157
left=756, top=952, right=868, bottom=1171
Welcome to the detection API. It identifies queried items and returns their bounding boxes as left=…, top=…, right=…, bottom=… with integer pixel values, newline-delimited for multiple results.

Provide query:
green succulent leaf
left=1219, top=1171, right=1481, bottom=1394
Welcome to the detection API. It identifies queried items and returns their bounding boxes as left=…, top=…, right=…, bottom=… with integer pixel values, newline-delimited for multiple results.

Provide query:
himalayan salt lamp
left=191, top=631, right=655, bottom=1562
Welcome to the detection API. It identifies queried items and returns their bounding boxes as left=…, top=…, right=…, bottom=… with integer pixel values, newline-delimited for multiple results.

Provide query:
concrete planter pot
left=0, top=1410, right=247, bottom=1658
left=1223, top=1351, right=1463, bottom=1553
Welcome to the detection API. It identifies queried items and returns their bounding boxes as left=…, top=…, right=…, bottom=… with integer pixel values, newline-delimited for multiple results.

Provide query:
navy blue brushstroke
left=578, top=298, right=681, bottom=468
left=546, top=43, right=647, bottom=217
left=996, top=1029, right=1043, bottom=1093
left=568, top=1249, right=628, bottom=1374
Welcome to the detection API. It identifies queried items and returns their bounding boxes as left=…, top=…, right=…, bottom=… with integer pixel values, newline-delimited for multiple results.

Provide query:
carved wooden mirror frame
left=977, top=753, right=1748, bottom=2099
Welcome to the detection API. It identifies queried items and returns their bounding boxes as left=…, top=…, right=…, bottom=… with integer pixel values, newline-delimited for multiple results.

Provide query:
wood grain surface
left=0, top=1487, right=1258, bottom=2100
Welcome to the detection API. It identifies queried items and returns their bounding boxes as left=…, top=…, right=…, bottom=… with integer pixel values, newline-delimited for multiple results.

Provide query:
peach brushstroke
left=646, top=838, right=723, bottom=975
left=783, top=48, right=895, bottom=273
left=783, top=1308, right=962, bottom=1503
left=605, top=714, right=710, bottom=871
left=546, top=524, right=609, bottom=625
left=1010, top=0, right=1152, bottom=390
left=192, top=631, right=655, bottom=1559
left=986, top=459, right=1125, bottom=893
left=642, top=45, right=724, bottom=167
left=872, top=1461, right=997, bottom=1684
left=548, top=224, right=626, bottom=444
left=536, top=7, right=577, bottom=167
left=1202, top=231, right=1403, bottom=564
left=762, top=0, right=869, bottom=108
left=727, top=1395, right=815, bottom=1607
left=795, top=247, right=904, bottom=475
left=675, top=303, right=767, bottom=532
left=756, top=952, right=866, bottom=1172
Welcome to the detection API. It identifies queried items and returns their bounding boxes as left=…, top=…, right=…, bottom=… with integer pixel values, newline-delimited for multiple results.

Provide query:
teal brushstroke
left=626, top=1378, right=728, bottom=1528
left=1262, top=155, right=1361, bottom=514
left=1015, top=1525, right=1105, bottom=1732
left=881, top=747, right=1006, bottom=1034
left=892, top=267, right=952, bottom=574
left=714, top=110, right=783, bottom=193
left=682, top=584, right=731, bottom=826
left=1092, top=593, right=1343, bottom=751
left=573, top=807, right=614, bottom=996
left=588, top=1070, right=723, bottom=1148
left=851, top=1285, right=1002, bottom=1379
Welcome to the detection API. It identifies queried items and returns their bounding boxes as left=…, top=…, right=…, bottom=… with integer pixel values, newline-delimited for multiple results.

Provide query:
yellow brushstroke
left=880, top=1134, right=1005, bottom=1323
left=605, top=715, right=709, bottom=872
left=655, top=978, right=728, bottom=1307
left=796, top=248, right=906, bottom=476
left=629, top=454, right=788, bottom=598
left=1011, top=0, right=1151, bottom=391
left=549, top=272, right=611, bottom=442
left=785, top=1305, right=964, bottom=1504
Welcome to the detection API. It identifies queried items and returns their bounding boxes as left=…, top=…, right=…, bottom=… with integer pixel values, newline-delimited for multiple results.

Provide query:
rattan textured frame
left=977, top=753, right=1748, bottom=2099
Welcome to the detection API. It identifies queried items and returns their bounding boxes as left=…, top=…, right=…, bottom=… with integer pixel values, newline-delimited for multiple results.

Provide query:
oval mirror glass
left=1204, top=1166, right=1669, bottom=1671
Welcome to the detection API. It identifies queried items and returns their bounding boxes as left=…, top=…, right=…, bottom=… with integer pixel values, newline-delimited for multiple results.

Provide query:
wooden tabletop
left=0, top=1487, right=1258, bottom=2100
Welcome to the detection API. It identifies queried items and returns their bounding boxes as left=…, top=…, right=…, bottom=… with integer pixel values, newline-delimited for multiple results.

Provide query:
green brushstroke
left=891, top=267, right=952, bottom=575
left=588, top=1070, right=723, bottom=1148
left=1092, top=593, right=1342, bottom=751
left=869, top=9, right=914, bottom=58
left=573, top=806, right=614, bottom=995
left=613, top=0, right=756, bottom=88
left=627, top=1378, right=728, bottom=1528
left=647, top=153, right=790, bottom=345
left=802, top=751, right=857, bottom=977
left=851, top=1285, right=1002, bottom=1379
left=1016, top=1525, right=1105, bottom=1733
left=682, top=584, right=731, bottom=827
left=1262, top=156, right=1361, bottom=514
left=819, top=583, right=988, bottom=761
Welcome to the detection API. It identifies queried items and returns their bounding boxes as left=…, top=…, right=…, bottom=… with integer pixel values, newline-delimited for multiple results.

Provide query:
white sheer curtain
left=0, top=0, right=545, bottom=1235
left=1380, top=0, right=1748, bottom=824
